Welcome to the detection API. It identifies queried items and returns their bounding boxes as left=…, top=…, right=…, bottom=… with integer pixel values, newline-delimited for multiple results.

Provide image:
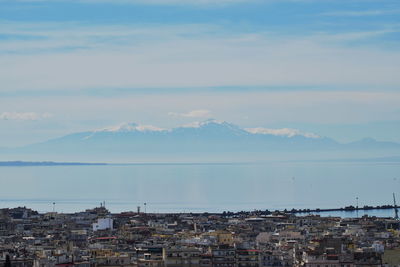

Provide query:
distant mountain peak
left=86, top=120, right=322, bottom=140
left=12, top=119, right=400, bottom=157
left=95, top=122, right=167, bottom=133
left=181, top=119, right=237, bottom=129
left=82, top=122, right=168, bottom=140
left=176, top=119, right=247, bottom=137
left=97, top=122, right=138, bottom=132
left=244, top=127, right=320, bottom=139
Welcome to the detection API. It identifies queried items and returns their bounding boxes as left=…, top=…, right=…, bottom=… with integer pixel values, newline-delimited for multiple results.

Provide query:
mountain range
left=2, top=120, right=400, bottom=162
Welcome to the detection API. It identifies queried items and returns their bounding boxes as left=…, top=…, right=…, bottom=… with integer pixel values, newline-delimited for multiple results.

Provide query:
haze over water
left=1, top=161, right=399, bottom=217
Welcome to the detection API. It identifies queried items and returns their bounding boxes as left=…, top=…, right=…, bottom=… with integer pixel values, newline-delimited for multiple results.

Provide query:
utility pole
left=393, top=193, right=399, bottom=220
left=356, top=197, right=359, bottom=218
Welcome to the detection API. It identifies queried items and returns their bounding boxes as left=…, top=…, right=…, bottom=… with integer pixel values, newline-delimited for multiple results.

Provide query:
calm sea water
left=0, top=162, right=399, bottom=217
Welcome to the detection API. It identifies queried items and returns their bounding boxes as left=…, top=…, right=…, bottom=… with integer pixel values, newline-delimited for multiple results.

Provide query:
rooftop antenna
left=52, top=202, right=55, bottom=213
left=393, top=193, right=399, bottom=220
left=144, top=202, right=147, bottom=214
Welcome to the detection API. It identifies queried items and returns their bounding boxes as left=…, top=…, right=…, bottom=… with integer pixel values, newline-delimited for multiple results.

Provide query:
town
left=0, top=206, right=400, bottom=267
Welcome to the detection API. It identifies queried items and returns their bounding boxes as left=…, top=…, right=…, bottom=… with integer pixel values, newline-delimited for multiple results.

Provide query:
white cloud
left=1, top=22, right=400, bottom=92
left=321, top=9, right=400, bottom=17
left=0, top=112, right=52, bottom=121
left=1, top=91, right=399, bottom=126
left=245, top=127, right=320, bottom=138
left=313, top=29, right=397, bottom=42
left=169, top=109, right=212, bottom=118
left=87, top=0, right=249, bottom=5
left=6, top=0, right=253, bottom=5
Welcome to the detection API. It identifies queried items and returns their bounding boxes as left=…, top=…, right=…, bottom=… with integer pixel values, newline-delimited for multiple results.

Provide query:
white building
left=92, top=218, right=113, bottom=231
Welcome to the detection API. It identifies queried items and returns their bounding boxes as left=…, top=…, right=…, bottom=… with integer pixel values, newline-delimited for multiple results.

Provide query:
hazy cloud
left=321, top=9, right=400, bottom=17
left=169, top=109, right=212, bottom=118
left=1, top=22, right=400, bottom=92
left=7, top=0, right=253, bottom=5
left=0, top=112, right=52, bottom=121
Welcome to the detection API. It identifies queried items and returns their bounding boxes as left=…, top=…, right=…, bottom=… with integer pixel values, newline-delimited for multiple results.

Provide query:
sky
left=1, top=0, right=400, bottom=147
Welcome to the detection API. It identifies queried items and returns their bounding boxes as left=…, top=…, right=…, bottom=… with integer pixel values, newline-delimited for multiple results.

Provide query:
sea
left=0, top=161, right=399, bottom=217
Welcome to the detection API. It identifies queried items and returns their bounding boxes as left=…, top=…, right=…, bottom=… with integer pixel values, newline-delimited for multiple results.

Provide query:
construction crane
left=393, top=193, right=399, bottom=220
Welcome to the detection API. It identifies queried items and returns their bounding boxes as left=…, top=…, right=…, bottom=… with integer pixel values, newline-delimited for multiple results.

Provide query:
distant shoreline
left=285, top=205, right=400, bottom=214
left=0, top=161, right=108, bottom=166
left=0, top=156, right=399, bottom=167
left=0, top=205, right=398, bottom=219
left=0, top=161, right=256, bottom=167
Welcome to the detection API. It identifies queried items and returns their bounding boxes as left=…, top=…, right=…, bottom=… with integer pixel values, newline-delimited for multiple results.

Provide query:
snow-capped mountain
left=5, top=119, right=400, bottom=161
left=94, top=122, right=167, bottom=133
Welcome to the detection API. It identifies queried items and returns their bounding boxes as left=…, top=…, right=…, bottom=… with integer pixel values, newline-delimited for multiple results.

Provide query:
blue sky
left=0, top=0, right=400, bottom=146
